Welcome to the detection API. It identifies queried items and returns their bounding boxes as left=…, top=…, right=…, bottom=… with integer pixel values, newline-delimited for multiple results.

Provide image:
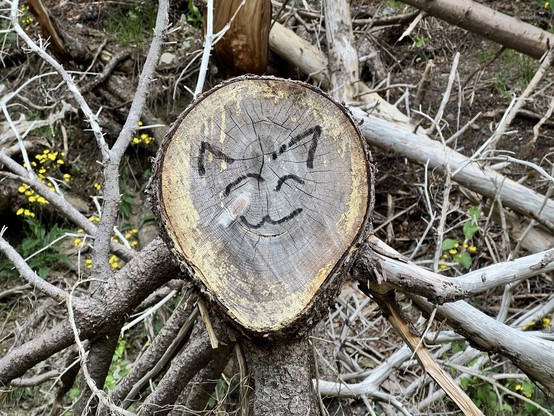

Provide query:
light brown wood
left=213, top=0, right=271, bottom=74
left=152, top=76, right=373, bottom=335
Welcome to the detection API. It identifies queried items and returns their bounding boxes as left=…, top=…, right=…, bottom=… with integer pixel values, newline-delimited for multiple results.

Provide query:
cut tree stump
left=151, top=76, right=373, bottom=336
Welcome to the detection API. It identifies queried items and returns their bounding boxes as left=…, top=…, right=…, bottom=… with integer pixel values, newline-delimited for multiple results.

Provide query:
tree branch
left=400, top=0, right=554, bottom=60
left=0, top=238, right=178, bottom=385
left=0, top=231, right=67, bottom=301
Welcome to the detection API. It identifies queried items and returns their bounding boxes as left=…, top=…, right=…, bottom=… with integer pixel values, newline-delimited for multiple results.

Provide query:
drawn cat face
left=198, top=125, right=321, bottom=236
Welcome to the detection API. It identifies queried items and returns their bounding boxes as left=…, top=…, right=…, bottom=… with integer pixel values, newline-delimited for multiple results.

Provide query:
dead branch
left=137, top=313, right=235, bottom=415
left=351, top=109, right=554, bottom=228
left=91, top=0, right=168, bottom=278
left=0, top=238, right=178, bottom=385
left=363, top=288, right=484, bottom=416
left=356, top=236, right=554, bottom=302
left=400, top=0, right=554, bottom=61
left=410, top=295, right=554, bottom=393
left=109, top=293, right=199, bottom=408
left=323, top=0, right=359, bottom=102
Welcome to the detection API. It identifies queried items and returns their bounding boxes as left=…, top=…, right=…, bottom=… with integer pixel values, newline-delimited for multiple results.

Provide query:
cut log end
left=151, top=76, right=374, bottom=336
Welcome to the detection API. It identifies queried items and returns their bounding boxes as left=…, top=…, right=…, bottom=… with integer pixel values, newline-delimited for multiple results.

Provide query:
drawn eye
left=224, top=173, right=263, bottom=196
left=275, top=174, right=304, bottom=191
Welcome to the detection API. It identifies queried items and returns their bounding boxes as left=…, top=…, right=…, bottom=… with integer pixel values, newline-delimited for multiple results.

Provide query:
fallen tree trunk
left=352, top=109, right=554, bottom=227
left=400, top=0, right=554, bottom=61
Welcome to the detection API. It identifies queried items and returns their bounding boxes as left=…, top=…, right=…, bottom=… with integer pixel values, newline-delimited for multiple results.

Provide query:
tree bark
left=400, top=0, right=554, bottom=61
left=246, top=337, right=319, bottom=416
left=0, top=237, right=178, bottom=385
left=137, top=314, right=235, bottom=415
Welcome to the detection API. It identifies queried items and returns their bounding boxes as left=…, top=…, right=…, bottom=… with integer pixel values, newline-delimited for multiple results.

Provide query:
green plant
left=519, top=56, right=538, bottom=87
left=413, top=35, right=428, bottom=48
left=105, top=338, right=133, bottom=390
left=491, top=50, right=539, bottom=96
left=492, top=70, right=511, bottom=98
left=186, top=0, right=203, bottom=28
left=105, top=1, right=157, bottom=46
left=460, top=375, right=508, bottom=413
left=383, top=0, right=405, bottom=11
left=440, top=206, right=480, bottom=270
left=0, top=217, right=71, bottom=278
left=207, top=376, right=230, bottom=409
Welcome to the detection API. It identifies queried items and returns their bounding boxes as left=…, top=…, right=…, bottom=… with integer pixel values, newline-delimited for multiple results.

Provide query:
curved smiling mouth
left=240, top=208, right=303, bottom=229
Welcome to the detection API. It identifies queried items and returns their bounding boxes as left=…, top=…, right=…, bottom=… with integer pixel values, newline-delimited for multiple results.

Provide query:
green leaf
left=468, top=206, right=480, bottom=221
left=454, top=252, right=472, bottom=269
left=441, top=238, right=459, bottom=251
left=463, top=221, right=479, bottom=240
left=522, top=379, right=535, bottom=396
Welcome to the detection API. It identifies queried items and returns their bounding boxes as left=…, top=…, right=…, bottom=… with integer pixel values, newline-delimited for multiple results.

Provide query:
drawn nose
left=218, top=193, right=252, bottom=228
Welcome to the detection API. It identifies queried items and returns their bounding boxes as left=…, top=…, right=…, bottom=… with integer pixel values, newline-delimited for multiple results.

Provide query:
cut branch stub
left=152, top=76, right=373, bottom=335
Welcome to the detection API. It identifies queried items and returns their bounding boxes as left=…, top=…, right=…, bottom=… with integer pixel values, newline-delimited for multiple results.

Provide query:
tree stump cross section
left=154, top=76, right=372, bottom=335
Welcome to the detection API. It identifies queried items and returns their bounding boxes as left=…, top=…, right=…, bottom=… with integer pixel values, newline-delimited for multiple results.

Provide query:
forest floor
left=1, top=0, right=553, bottom=414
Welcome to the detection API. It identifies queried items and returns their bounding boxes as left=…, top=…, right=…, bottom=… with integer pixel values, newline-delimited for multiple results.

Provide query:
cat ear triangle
left=198, top=142, right=235, bottom=176
left=271, top=125, right=321, bottom=169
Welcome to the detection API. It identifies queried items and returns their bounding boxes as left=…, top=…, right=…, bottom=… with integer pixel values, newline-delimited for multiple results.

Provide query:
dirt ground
left=1, top=0, right=553, bottom=414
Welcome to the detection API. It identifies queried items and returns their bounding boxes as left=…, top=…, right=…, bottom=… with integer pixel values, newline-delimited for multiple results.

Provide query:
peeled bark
left=213, top=0, right=271, bottom=74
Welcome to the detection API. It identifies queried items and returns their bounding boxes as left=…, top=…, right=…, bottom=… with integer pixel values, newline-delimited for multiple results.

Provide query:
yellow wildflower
left=16, top=208, right=24, bottom=216
left=448, top=249, right=457, bottom=255
left=468, top=246, right=477, bottom=252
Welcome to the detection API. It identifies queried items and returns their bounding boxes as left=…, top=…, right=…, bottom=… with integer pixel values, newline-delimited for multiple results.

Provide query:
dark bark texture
left=246, top=337, right=319, bottom=416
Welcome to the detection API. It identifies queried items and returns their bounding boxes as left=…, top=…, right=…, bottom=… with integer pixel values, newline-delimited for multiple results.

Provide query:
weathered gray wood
left=352, top=109, right=554, bottom=228
left=152, top=76, right=373, bottom=335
